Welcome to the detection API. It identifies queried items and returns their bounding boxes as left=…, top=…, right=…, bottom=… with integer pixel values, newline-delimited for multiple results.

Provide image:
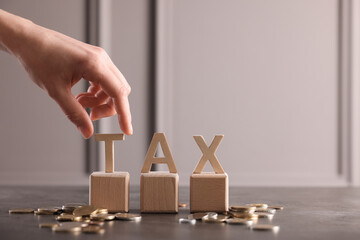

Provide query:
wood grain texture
left=90, top=171, right=129, bottom=212
left=94, top=134, right=125, bottom=173
left=140, top=172, right=179, bottom=213
left=141, top=133, right=177, bottom=173
left=190, top=172, right=228, bottom=212
left=193, top=135, right=225, bottom=174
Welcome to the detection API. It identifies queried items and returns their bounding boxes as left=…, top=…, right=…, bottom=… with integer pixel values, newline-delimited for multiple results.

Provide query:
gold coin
left=225, top=218, right=253, bottom=225
left=34, top=210, right=56, bottom=215
left=115, top=213, right=142, bottom=221
left=56, top=214, right=82, bottom=222
left=178, top=203, right=188, bottom=208
left=73, top=205, right=98, bottom=217
left=255, top=212, right=274, bottom=220
left=229, top=211, right=258, bottom=219
left=82, top=219, right=91, bottom=223
left=255, top=208, right=276, bottom=214
left=269, top=206, right=284, bottom=210
left=82, top=225, right=105, bottom=234
left=62, top=203, right=86, bottom=214
left=96, top=208, right=108, bottom=214
left=229, top=209, right=255, bottom=214
left=58, top=222, right=88, bottom=228
left=229, top=205, right=256, bottom=212
left=39, top=223, right=58, bottom=228
left=249, top=203, right=268, bottom=209
left=250, top=224, right=280, bottom=232
left=52, top=225, right=82, bottom=233
left=38, top=207, right=61, bottom=214
left=202, top=215, right=228, bottom=223
left=90, top=213, right=115, bottom=221
left=9, top=208, right=34, bottom=214
left=52, top=222, right=85, bottom=233
left=188, top=212, right=208, bottom=220
left=88, top=221, right=105, bottom=226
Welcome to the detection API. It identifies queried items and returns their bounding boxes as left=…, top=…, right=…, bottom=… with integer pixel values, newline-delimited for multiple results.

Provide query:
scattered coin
left=56, top=214, right=82, bottom=222
left=52, top=222, right=84, bottom=233
left=255, top=212, right=274, bottom=220
left=250, top=224, right=280, bottom=232
left=225, top=218, right=253, bottom=225
left=9, top=208, right=34, bottom=214
left=39, top=223, right=58, bottom=228
left=188, top=212, right=208, bottom=220
left=115, top=213, right=142, bottom=221
left=96, top=208, right=109, bottom=214
left=202, top=214, right=228, bottom=223
left=255, top=208, right=276, bottom=214
left=269, top=206, right=284, bottom=210
left=178, top=203, right=188, bottom=208
left=82, top=217, right=91, bottom=223
left=88, top=221, right=105, bottom=226
left=34, top=210, right=57, bottom=215
left=37, top=207, right=61, bottom=214
left=73, top=205, right=98, bottom=217
left=249, top=203, right=268, bottom=209
left=62, top=203, right=86, bottom=214
left=230, top=211, right=258, bottom=220
left=90, top=213, right=115, bottom=221
left=179, top=218, right=196, bottom=224
left=207, top=212, right=218, bottom=219
left=82, top=225, right=105, bottom=234
left=58, top=222, right=88, bottom=228
left=229, top=205, right=256, bottom=212
left=53, top=225, right=81, bottom=233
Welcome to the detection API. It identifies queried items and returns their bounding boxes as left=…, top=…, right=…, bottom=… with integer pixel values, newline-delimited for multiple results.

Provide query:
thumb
left=52, top=89, right=94, bottom=139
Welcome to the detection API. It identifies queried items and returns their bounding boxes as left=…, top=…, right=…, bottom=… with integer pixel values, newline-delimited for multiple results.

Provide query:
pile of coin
left=9, top=203, right=142, bottom=234
left=9, top=202, right=282, bottom=234
left=180, top=203, right=283, bottom=232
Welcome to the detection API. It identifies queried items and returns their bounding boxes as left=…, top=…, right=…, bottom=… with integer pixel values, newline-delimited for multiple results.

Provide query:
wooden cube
left=90, top=171, right=129, bottom=212
left=140, top=172, right=179, bottom=213
left=190, top=172, right=228, bottom=213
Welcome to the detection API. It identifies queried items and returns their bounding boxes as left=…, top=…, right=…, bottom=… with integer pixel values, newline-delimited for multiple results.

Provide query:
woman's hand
left=0, top=9, right=132, bottom=138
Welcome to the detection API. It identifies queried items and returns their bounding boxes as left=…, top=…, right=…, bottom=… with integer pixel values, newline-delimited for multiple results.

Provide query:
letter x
left=193, top=135, right=225, bottom=174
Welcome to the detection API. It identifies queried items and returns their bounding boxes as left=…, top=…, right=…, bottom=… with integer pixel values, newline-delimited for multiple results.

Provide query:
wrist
left=0, top=9, right=36, bottom=56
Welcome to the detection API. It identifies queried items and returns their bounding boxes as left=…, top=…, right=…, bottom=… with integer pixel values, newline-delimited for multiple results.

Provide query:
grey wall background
left=0, top=0, right=359, bottom=186
left=0, top=0, right=87, bottom=185
left=168, top=0, right=342, bottom=186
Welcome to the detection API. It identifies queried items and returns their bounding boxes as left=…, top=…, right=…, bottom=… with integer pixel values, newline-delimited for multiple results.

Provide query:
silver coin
left=178, top=218, right=196, bottom=224
left=188, top=212, right=208, bottom=220
left=255, top=212, right=274, bottom=220
left=207, top=212, right=218, bottom=219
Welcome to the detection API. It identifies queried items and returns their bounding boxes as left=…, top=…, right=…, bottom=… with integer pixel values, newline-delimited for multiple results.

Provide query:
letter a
left=141, top=133, right=177, bottom=173
left=193, top=135, right=225, bottom=174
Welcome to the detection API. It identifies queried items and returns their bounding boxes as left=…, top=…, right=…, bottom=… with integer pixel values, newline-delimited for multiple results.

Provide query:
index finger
left=114, top=94, right=133, bottom=135
left=83, top=64, right=133, bottom=135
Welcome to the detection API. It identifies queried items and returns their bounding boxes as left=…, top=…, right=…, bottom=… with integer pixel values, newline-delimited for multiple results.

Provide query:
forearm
left=0, top=9, right=35, bottom=55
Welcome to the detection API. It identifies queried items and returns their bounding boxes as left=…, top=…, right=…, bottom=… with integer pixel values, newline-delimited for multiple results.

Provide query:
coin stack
left=180, top=203, right=283, bottom=232
left=9, top=203, right=142, bottom=235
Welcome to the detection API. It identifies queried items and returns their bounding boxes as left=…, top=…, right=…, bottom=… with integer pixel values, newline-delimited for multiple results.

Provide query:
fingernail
left=129, top=125, right=133, bottom=135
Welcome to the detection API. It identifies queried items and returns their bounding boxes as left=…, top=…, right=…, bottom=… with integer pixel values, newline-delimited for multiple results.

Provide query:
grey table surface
left=1, top=186, right=360, bottom=240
